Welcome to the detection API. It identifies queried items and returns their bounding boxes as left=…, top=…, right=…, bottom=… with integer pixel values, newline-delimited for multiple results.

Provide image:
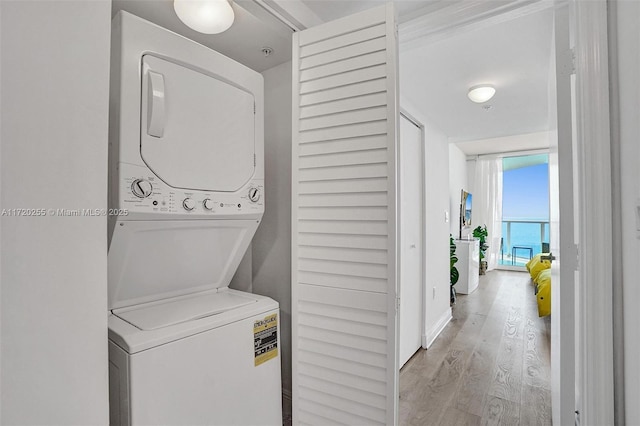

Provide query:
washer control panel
left=116, top=164, right=263, bottom=218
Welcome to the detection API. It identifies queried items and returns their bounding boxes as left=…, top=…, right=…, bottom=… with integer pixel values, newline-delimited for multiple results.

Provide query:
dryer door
left=140, top=55, right=255, bottom=192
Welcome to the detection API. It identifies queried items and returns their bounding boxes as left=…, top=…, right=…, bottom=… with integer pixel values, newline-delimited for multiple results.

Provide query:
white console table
left=455, top=239, right=480, bottom=294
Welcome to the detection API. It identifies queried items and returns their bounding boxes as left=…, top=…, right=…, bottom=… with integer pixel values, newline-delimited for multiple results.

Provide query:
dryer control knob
left=248, top=187, right=261, bottom=203
left=131, top=179, right=153, bottom=198
left=183, top=198, right=196, bottom=211
left=203, top=198, right=214, bottom=210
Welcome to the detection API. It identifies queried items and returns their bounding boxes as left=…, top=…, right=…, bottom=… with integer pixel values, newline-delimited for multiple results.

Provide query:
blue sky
left=502, top=162, right=549, bottom=221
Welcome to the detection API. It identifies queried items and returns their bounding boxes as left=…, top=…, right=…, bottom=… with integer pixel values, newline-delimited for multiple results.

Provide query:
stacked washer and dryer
left=107, top=12, right=282, bottom=425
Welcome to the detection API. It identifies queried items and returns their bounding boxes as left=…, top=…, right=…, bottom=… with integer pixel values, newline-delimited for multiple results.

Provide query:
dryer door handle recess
left=147, top=70, right=165, bottom=138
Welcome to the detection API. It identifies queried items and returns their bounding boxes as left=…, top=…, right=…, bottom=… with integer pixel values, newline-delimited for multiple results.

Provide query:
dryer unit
left=107, top=12, right=281, bottom=426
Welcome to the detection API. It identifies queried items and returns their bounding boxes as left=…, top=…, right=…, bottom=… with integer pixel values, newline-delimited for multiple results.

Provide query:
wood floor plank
left=451, top=312, right=489, bottom=351
left=520, top=384, right=552, bottom=426
left=428, top=348, right=468, bottom=393
left=481, top=395, right=520, bottom=426
left=398, top=271, right=551, bottom=426
left=503, top=306, right=525, bottom=340
left=487, top=277, right=513, bottom=314
left=488, top=337, right=524, bottom=403
left=453, top=342, right=500, bottom=417
left=409, top=318, right=466, bottom=380
left=523, top=318, right=551, bottom=389
left=479, top=314, right=509, bottom=345
left=440, top=406, right=482, bottom=426
left=401, top=348, right=470, bottom=425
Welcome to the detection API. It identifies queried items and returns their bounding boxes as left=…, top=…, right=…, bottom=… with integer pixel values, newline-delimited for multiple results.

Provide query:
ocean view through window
left=500, top=154, right=550, bottom=266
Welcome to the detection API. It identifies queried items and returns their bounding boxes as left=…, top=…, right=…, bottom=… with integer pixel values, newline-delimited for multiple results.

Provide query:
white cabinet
left=455, top=239, right=479, bottom=294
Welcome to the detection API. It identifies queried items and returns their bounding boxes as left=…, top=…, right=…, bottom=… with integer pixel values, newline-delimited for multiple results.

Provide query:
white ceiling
left=111, top=0, right=294, bottom=72
left=112, top=0, right=554, bottom=154
left=400, top=7, right=554, bottom=146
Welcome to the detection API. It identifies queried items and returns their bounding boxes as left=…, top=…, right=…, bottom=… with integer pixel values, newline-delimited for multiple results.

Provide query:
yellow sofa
left=526, top=253, right=552, bottom=317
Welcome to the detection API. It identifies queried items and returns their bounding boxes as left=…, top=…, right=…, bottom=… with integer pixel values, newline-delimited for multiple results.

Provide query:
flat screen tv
left=460, top=189, right=472, bottom=238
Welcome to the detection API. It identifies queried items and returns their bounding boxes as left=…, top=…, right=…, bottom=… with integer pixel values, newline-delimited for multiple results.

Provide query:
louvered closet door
left=292, top=4, right=399, bottom=425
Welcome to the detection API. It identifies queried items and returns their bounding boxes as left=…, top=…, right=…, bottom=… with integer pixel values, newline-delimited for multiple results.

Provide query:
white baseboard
left=423, top=308, right=452, bottom=349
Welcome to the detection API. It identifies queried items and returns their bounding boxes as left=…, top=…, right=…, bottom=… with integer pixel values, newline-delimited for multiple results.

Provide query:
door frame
left=400, top=1, right=614, bottom=424
left=571, top=2, right=614, bottom=423
left=398, top=109, right=427, bottom=354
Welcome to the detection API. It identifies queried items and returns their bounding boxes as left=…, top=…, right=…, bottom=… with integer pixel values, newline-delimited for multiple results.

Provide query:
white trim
left=471, top=148, right=550, bottom=160
left=424, top=308, right=452, bottom=349
left=253, top=0, right=302, bottom=31
left=235, top=1, right=294, bottom=37
left=550, top=7, right=576, bottom=422
left=257, top=0, right=323, bottom=30
left=399, top=109, right=427, bottom=358
left=386, top=6, right=401, bottom=425
left=290, top=29, right=301, bottom=426
left=399, top=0, right=553, bottom=50
left=573, top=0, right=614, bottom=424
left=399, top=109, right=422, bottom=128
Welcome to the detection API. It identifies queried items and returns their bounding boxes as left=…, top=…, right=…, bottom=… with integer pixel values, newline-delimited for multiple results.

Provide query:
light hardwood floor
left=399, top=270, right=552, bottom=426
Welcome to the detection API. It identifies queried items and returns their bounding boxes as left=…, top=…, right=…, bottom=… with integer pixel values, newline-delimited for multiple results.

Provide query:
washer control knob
left=248, top=187, right=261, bottom=203
left=203, top=198, right=214, bottom=210
left=131, top=179, right=153, bottom=198
left=183, top=198, right=196, bottom=211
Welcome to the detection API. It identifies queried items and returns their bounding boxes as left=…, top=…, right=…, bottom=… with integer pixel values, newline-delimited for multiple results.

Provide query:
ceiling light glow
left=467, top=85, right=496, bottom=103
left=174, top=0, right=235, bottom=34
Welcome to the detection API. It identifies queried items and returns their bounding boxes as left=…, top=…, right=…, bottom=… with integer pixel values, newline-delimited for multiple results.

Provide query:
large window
left=500, top=154, right=549, bottom=266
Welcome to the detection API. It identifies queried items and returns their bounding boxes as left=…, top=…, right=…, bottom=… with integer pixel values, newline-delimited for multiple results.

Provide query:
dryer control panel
left=115, top=163, right=263, bottom=220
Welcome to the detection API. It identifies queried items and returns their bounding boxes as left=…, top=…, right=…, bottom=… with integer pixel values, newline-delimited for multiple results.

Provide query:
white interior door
left=549, top=4, right=577, bottom=425
left=291, top=4, right=399, bottom=425
left=399, top=114, right=423, bottom=368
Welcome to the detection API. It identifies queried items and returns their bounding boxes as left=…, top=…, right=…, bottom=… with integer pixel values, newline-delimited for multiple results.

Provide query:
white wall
left=230, top=247, right=252, bottom=293
left=614, top=2, right=640, bottom=423
left=423, top=114, right=454, bottom=343
left=253, top=61, right=293, bottom=395
left=448, top=144, right=468, bottom=237
left=401, top=98, right=452, bottom=346
left=0, top=1, right=111, bottom=424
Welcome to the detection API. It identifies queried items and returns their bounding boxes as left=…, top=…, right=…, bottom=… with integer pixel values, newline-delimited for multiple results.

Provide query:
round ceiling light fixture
left=174, top=0, right=235, bottom=34
left=467, top=84, right=496, bottom=103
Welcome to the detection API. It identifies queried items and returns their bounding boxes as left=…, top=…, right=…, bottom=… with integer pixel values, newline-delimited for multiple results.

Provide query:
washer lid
left=140, top=54, right=256, bottom=192
left=113, top=289, right=257, bottom=330
left=108, top=219, right=259, bottom=310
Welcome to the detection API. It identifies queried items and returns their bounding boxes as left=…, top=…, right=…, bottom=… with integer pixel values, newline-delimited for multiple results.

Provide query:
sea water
left=501, top=219, right=550, bottom=260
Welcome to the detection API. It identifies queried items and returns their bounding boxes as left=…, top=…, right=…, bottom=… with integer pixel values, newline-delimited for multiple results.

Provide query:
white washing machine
left=107, top=12, right=281, bottom=426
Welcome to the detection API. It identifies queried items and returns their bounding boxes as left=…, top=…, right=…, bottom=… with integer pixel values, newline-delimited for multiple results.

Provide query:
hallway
left=399, top=271, right=552, bottom=425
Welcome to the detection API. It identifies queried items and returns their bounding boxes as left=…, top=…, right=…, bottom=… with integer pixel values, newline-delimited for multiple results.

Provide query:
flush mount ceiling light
left=467, top=84, right=496, bottom=103
left=174, top=0, right=235, bottom=34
